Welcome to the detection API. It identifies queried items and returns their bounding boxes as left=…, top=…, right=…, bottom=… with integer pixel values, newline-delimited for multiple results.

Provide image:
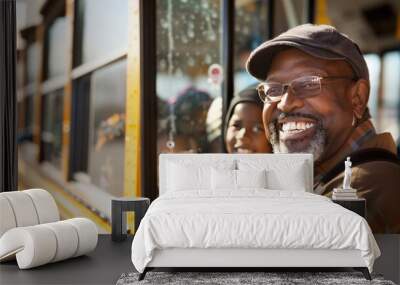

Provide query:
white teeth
left=281, top=121, right=315, bottom=132
left=236, top=148, right=253, bottom=153
left=282, top=123, right=288, bottom=131
left=297, top=122, right=305, bottom=130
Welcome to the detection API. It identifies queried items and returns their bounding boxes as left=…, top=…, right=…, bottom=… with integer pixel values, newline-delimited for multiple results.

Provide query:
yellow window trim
left=124, top=0, right=142, bottom=198
left=315, top=0, right=332, bottom=25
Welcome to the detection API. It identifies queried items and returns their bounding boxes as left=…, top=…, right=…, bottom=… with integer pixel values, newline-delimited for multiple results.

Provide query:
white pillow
left=165, top=159, right=236, bottom=192
left=266, top=162, right=308, bottom=191
left=167, top=162, right=210, bottom=191
left=236, top=169, right=267, bottom=189
left=211, top=168, right=236, bottom=190
left=238, top=159, right=309, bottom=191
left=211, top=169, right=267, bottom=190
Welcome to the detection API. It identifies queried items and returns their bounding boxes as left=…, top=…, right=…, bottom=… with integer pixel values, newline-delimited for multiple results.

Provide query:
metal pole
left=0, top=0, right=17, bottom=192
left=306, top=0, right=315, bottom=23
left=221, top=0, right=234, bottom=150
left=267, top=0, right=275, bottom=38
left=140, top=0, right=157, bottom=200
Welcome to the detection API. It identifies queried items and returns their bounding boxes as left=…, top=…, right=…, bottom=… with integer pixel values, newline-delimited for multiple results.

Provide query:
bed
left=131, top=154, right=380, bottom=280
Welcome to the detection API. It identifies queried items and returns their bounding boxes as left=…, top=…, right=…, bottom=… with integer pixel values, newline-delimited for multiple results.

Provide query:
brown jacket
left=318, top=133, right=400, bottom=233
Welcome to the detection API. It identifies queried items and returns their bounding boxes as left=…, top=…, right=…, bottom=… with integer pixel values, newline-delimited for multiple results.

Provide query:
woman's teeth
left=281, top=121, right=315, bottom=132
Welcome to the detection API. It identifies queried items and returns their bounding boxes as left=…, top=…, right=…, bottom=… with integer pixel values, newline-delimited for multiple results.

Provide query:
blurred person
left=246, top=24, right=400, bottom=233
left=206, top=96, right=223, bottom=153
left=93, top=113, right=125, bottom=195
left=225, top=84, right=272, bottom=153
left=158, top=87, right=212, bottom=153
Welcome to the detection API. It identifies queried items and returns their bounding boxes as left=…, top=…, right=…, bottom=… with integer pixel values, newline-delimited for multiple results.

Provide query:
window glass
left=41, top=89, right=64, bottom=169
left=25, top=94, right=34, bottom=137
left=17, top=95, right=34, bottom=142
left=365, top=51, right=400, bottom=143
left=70, top=75, right=91, bottom=173
left=47, top=17, right=68, bottom=79
left=156, top=0, right=222, bottom=154
left=17, top=101, right=24, bottom=133
left=234, top=0, right=269, bottom=93
left=75, top=0, right=128, bottom=65
left=88, top=59, right=126, bottom=197
left=26, top=42, right=39, bottom=84
left=17, top=50, right=25, bottom=88
left=364, top=54, right=381, bottom=119
left=381, top=51, right=400, bottom=139
left=274, top=0, right=308, bottom=36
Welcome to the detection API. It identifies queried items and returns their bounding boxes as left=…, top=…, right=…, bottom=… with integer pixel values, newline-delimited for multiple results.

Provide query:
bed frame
left=139, top=248, right=371, bottom=280
left=137, top=154, right=372, bottom=281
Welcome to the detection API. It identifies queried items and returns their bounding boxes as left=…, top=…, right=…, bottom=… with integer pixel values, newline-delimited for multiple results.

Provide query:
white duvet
left=131, top=190, right=380, bottom=273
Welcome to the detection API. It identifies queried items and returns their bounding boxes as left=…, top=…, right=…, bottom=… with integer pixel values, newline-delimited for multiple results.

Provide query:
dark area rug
left=116, top=271, right=396, bottom=285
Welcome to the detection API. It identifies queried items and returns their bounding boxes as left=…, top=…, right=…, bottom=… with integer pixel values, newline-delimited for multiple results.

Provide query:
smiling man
left=246, top=24, right=400, bottom=233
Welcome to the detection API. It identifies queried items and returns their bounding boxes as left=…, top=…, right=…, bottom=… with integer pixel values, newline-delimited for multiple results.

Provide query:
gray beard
left=268, top=122, right=326, bottom=162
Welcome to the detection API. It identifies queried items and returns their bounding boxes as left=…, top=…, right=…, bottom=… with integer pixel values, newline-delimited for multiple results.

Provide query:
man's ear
left=351, top=79, right=369, bottom=119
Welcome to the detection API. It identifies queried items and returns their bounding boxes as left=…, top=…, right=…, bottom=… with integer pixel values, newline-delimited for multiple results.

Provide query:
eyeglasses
left=257, top=75, right=357, bottom=103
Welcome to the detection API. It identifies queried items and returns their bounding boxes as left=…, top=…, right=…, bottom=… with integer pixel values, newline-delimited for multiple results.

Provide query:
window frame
left=137, top=0, right=315, bottom=200
left=69, top=0, right=129, bottom=187
left=19, top=25, right=38, bottom=139
left=0, top=0, right=18, bottom=192
left=39, top=0, right=67, bottom=166
left=138, top=0, right=157, bottom=200
left=41, top=0, right=67, bottom=90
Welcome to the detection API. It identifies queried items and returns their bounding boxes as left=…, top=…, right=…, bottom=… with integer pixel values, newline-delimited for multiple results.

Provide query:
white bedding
left=131, top=190, right=380, bottom=273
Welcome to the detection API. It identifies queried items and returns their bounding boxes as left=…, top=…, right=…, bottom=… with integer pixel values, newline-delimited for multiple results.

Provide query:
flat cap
left=246, top=24, right=369, bottom=81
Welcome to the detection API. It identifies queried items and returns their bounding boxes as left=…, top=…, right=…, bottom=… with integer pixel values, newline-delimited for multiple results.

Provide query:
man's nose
left=277, top=90, right=303, bottom=113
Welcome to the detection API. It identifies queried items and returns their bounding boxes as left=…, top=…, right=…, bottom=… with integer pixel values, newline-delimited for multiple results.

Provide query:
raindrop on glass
left=208, top=32, right=216, bottom=41
left=204, top=54, right=212, bottom=64
left=159, top=59, right=166, bottom=70
left=161, top=19, right=169, bottom=29
left=201, top=1, right=209, bottom=9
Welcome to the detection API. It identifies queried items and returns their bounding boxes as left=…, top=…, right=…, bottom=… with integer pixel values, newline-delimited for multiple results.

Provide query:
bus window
left=74, top=0, right=128, bottom=66
left=234, top=0, right=269, bottom=94
left=87, top=59, right=127, bottom=197
left=364, top=51, right=400, bottom=153
left=40, top=15, right=68, bottom=168
left=381, top=51, right=400, bottom=140
left=26, top=42, right=40, bottom=84
left=70, top=0, right=129, bottom=199
left=156, top=0, right=222, bottom=154
left=274, top=0, right=310, bottom=36
left=41, top=89, right=64, bottom=169
left=46, top=17, right=68, bottom=79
